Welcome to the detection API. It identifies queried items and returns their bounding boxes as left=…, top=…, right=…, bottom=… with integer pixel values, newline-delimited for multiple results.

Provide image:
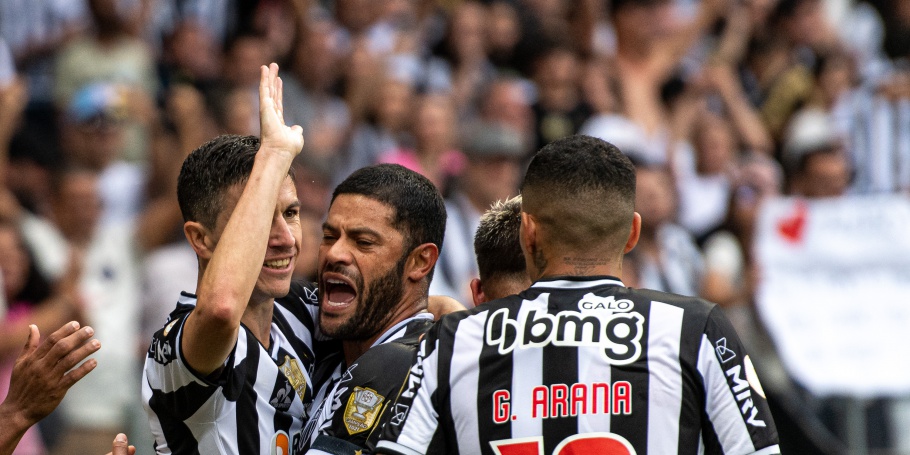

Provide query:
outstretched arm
left=0, top=322, right=99, bottom=455
left=181, top=63, right=305, bottom=375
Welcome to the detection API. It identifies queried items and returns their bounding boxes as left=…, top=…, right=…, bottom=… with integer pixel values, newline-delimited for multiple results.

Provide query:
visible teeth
left=327, top=279, right=346, bottom=284
left=264, top=258, right=290, bottom=269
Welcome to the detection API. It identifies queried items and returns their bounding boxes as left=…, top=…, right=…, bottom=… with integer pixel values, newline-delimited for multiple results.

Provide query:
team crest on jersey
left=343, top=386, right=385, bottom=435
left=279, top=356, right=307, bottom=402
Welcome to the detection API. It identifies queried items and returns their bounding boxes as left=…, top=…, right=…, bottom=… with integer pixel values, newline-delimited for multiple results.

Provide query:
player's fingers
left=109, top=433, right=129, bottom=455
left=128, top=446, right=136, bottom=455
left=60, top=357, right=97, bottom=389
left=258, top=65, right=270, bottom=112
left=18, top=324, right=40, bottom=359
left=46, top=325, right=93, bottom=365
left=53, top=337, right=100, bottom=376
left=34, top=321, right=79, bottom=360
left=276, top=76, right=284, bottom=118
left=290, top=125, right=304, bottom=146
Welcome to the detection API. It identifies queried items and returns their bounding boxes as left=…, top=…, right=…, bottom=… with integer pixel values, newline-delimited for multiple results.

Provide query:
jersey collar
left=530, top=275, right=625, bottom=290
left=371, top=312, right=434, bottom=348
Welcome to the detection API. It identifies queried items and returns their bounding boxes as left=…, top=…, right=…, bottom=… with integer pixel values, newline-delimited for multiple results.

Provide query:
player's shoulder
left=621, top=286, right=715, bottom=311
left=280, top=280, right=320, bottom=308
left=145, top=293, right=197, bottom=372
left=275, top=280, right=320, bottom=322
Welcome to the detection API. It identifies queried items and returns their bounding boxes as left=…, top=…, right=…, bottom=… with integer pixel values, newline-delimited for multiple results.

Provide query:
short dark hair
left=474, top=196, right=525, bottom=283
left=521, top=135, right=636, bottom=255
left=332, top=164, right=447, bottom=280
left=177, top=134, right=261, bottom=229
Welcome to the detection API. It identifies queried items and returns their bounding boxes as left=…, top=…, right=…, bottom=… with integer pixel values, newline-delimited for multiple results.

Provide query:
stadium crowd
left=0, top=0, right=908, bottom=453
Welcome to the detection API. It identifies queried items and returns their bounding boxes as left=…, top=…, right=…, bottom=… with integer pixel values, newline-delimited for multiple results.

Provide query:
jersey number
left=490, top=433, right=636, bottom=455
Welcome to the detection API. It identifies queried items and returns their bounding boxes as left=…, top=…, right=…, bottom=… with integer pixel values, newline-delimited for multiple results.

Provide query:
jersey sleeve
left=375, top=328, right=443, bottom=455
left=306, top=341, right=424, bottom=454
left=143, top=306, right=247, bottom=421
left=697, top=306, right=780, bottom=455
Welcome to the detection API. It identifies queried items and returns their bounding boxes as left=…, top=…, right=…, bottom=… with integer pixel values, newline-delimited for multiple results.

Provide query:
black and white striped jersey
left=377, top=276, right=780, bottom=455
left=304, top=314, right=435, bottom=455
left=142, top=281, right=338, bottom=455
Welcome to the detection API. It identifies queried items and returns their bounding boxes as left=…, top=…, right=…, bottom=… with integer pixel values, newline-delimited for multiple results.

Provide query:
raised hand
left=0, top=322, right=99, bottom=455
left=258, top=63, right=304, bottom=159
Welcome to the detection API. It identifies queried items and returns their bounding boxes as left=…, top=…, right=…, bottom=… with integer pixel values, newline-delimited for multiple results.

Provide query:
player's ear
left=623, top=212, right=641, bottom=254
left=184, top=221, right=216, bottom=260
left=470, top=278, right=486, bottom=306
left=406, top=243, right=439, bottom=282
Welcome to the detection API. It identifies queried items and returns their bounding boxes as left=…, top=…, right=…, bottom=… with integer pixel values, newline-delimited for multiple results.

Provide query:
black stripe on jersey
left=676, top=296, right=711, bottom=454
left=701, top=412, right=724, bottom=455
left=608, top=295, right=650, bottom=454
left=541, top=295, right=580, bottom=455
left=476, top=304, right=516, bottom=455
left=432, top=319, right=458, bottom=454
left=236, top=342, right=261, bottom=454
left=272, top=345, right=296, bottom=433
left=147, top=380, right=216, bottom=454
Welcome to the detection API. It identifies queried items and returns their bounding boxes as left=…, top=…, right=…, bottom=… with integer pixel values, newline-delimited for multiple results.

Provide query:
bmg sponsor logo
left=486, top=294, right=644, bottom=365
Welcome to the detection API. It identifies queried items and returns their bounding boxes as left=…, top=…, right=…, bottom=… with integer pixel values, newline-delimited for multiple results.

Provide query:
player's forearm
left=196, top=148, right=294, bottom=323
left=0, top=401, right=32, bottom=455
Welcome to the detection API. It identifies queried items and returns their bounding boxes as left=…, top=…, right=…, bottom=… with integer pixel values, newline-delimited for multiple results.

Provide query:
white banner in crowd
left=755, top=195, right=910, bottom=397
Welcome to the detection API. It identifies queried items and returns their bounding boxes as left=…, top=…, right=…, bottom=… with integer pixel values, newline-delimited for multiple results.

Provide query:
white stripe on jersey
left=275, top=304, right=313, bottom=350
left=647, top=301, right=685, bottom=453
left=450, top=311, right=488, bottom=454
left=697, top=334, right=756, bottom=454
left=531, top=278, right=624, bottom=290
left=751, top=444, right=781, bottom=454
left=508, top=294, right=547, bottom=439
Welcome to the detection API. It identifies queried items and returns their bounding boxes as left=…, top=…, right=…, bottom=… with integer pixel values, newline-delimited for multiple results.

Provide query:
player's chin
left=259, top=276, right=293, bottom=299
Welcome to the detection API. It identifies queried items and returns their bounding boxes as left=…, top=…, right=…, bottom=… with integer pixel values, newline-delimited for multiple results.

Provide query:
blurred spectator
left=53, top=0, right=157, bottom=162
left=782, top=108, right=851, bottom=198
left=629, top=160, right=705, bottom=297
left=59, top=83, right=146, bottom=227
left=340, top=76, right=415, bottom=184
left=0, top=1, right=87, bottom=108
left=486, top=1, right=524, bottom=73
left=379, top=93, right=464, bottom=192
left=431, top=122, right=524, bottom=306
left=14, top=168, right=141, bottom=455
left=285, top=17, right=350, bottom=159
left=479, top=76, right=535, bottom=150
left=530, top=46, right=593, bottom=150
left=158, top=20, right=222, bottom=91
left=611, top=0, right=725, bottom=161
left=0, top=219, right=82, bottom=455
left=433, top=1, right=496, bottom=116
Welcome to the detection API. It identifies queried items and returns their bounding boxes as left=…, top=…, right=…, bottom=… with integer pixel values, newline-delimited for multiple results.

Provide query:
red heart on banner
left=777, top=201, right=808, bottom=243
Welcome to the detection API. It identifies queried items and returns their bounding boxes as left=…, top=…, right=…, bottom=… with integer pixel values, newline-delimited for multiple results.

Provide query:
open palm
left=258, top=63, right=304, bottom=158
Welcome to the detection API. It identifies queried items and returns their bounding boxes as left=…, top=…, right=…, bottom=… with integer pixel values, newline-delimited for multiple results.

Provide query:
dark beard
left=320, top=255, right=407, bottom=340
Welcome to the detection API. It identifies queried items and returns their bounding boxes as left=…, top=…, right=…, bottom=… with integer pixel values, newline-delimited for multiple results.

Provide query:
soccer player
left=302, top=164, right=446, bottom=455
left=377, top=135, right=781, bottom=455
left=141, top=64, right=318, bottom=454
left=469, top=195, right=530, bottom=305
